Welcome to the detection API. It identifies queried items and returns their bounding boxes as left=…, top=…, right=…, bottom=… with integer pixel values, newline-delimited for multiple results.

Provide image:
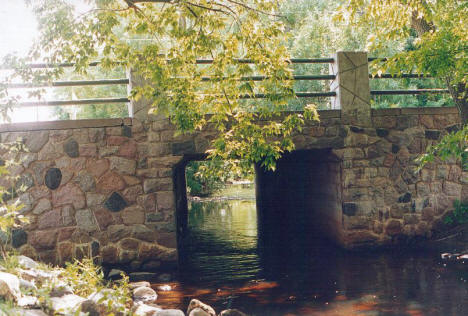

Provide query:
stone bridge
left=0, top=52, right=466, bottom=271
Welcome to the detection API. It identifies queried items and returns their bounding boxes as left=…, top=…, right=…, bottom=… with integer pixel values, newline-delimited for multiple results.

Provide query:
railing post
left=127, top=68, right=155, bottom=121
left=329, top=51, right=371, bottom=127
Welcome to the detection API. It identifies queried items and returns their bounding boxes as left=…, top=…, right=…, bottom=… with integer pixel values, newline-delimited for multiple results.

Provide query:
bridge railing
left=1, top=52, right=452, bottom=123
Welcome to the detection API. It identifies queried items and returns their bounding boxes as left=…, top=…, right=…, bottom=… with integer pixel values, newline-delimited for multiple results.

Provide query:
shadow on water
left=169, top=193, right=468, bottom=315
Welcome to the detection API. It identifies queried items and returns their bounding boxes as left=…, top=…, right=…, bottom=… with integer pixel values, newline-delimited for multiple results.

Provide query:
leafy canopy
left=2, top=0, right=319, bottom=171
left=339, top=0, right=467, bottom=121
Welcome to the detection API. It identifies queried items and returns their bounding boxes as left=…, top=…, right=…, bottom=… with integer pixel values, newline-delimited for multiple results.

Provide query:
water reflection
left=172, top=189, right=468, bottom=315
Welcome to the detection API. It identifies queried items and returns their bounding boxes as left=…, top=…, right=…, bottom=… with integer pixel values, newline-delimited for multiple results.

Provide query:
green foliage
left=341, top=0, right=467, bottom=111
left=186, top=161, right=226, bottom=197
left=0, top=0, right=319, bottom=172
left=0, top=142, right=29, bottom=257
left=444, top=200, right=468, bottom=225
left=417, top=124, right=468, bottom=171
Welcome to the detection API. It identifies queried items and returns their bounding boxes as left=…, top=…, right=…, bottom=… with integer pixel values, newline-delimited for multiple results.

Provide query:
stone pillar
left=127, top=69, right=157, bottom=121
left=329, top=52, right=371, bottom=127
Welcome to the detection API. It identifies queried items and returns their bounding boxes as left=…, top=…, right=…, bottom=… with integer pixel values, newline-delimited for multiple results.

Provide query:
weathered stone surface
left=0, top=272, right=21, bottom=301
left=118, top=140, right=138, bottom=158
left=63, top=139, right=79, bottom=157
left=97, top=172, right=126, bottom=194
left=50, top=294, right=86, bottom=314
left=109, top=156, right=137, bottom=175
left=104, top=192, right=128, bottom=212
left=74, top=171, right=96, bottom=192
left=75, top=209, right=98, bottom=232
left=133, top=286, right=158, bottom=304
left=121, top=206, right=145, bottom=225
left=132, top=225, right=157, bottom=242
left=156, top=191, right=174, bottom=210
left=86, top=158, right=109, bottom=178
left=137, top=194, right=157, bottom=212
left=123, top=185, right=144, bottom=203
left=108, top=225, right=132, bottom=242
left=101, top=246, right=119, bottom=264
left=143, top=178, right=172, bottom=194
left=25, top=131, right=49, bottom=153
left=133, top=303, right=162, bottom=316
left=187, top=299, right=216, bottom=316
left=29, top=230, right=57, bottom=250
left=52, top=183, right=86, bottom=209
left=86, top=193, right=106, bottom=207
left=38, top=209, right=62, bottom=229
left=79, top=143, right=98, bottom=157
left=58, top=242, right=74, bottom=263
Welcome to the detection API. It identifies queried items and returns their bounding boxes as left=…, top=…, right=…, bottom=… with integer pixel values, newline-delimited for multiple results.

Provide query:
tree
left=341, top=0, right=467, bottom=123
left=1, top=0, right=318, bottom=172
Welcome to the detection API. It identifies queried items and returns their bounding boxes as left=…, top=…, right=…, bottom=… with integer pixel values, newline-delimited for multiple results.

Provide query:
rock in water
left=155, top=310, right=185, bottom=316
left=133, top=286, right=158, bottom=304
left=187, top=299, right=216, bottom=316
left=129, top=281, right=151, bottom=290
left=132, top=302, right=162, bottom=316
left=0, top=272, right=21, bottom=301
left=189, top=308, right=211, bottom=316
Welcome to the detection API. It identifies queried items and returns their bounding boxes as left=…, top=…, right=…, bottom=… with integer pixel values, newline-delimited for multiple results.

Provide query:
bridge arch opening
left=173, top=149, right=343, bottom=278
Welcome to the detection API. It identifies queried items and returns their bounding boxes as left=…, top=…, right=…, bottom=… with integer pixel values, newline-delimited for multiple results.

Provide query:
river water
left=154, top=186, right=468, bottom=315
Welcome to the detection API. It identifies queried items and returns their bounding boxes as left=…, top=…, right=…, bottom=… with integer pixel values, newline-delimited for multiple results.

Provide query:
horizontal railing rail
left=1, top=55, right=453, bottom=116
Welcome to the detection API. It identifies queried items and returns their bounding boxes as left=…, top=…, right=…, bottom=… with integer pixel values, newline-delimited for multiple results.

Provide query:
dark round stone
left=45, top=168, right=62, bottom=190
left=12, top=229, right=28, bottom=248
left=91, top=241, right=100, bottom=257
left=104, top=192, right=128, bottom=212
left=63, top=139, right=79, bottom=158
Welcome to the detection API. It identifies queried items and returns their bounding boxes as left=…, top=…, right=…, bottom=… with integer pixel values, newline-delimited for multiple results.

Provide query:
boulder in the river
left=132, top=302, right=162, bottom=316
left=133, top=286, right=158, bottom=304
left=0, top=271, right=21, bottom=301
left=219, top=309, right=248, bottom=316
left=189, top=308, right=212, bottom=316
left=129, top=281, right=151, bottom=290
left=155, top=309, right=185, bottom=316
left=187, top=299, right=216, bottom=316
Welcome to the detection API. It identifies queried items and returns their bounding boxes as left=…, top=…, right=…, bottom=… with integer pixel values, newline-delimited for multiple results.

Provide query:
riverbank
left=0, top=255, right=246, bottom=315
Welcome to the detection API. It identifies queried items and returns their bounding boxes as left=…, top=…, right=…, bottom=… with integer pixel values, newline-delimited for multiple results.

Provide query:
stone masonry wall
left=335, top=108, right=467, bottom=247
left=0, top=106, right=465, bottom=268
